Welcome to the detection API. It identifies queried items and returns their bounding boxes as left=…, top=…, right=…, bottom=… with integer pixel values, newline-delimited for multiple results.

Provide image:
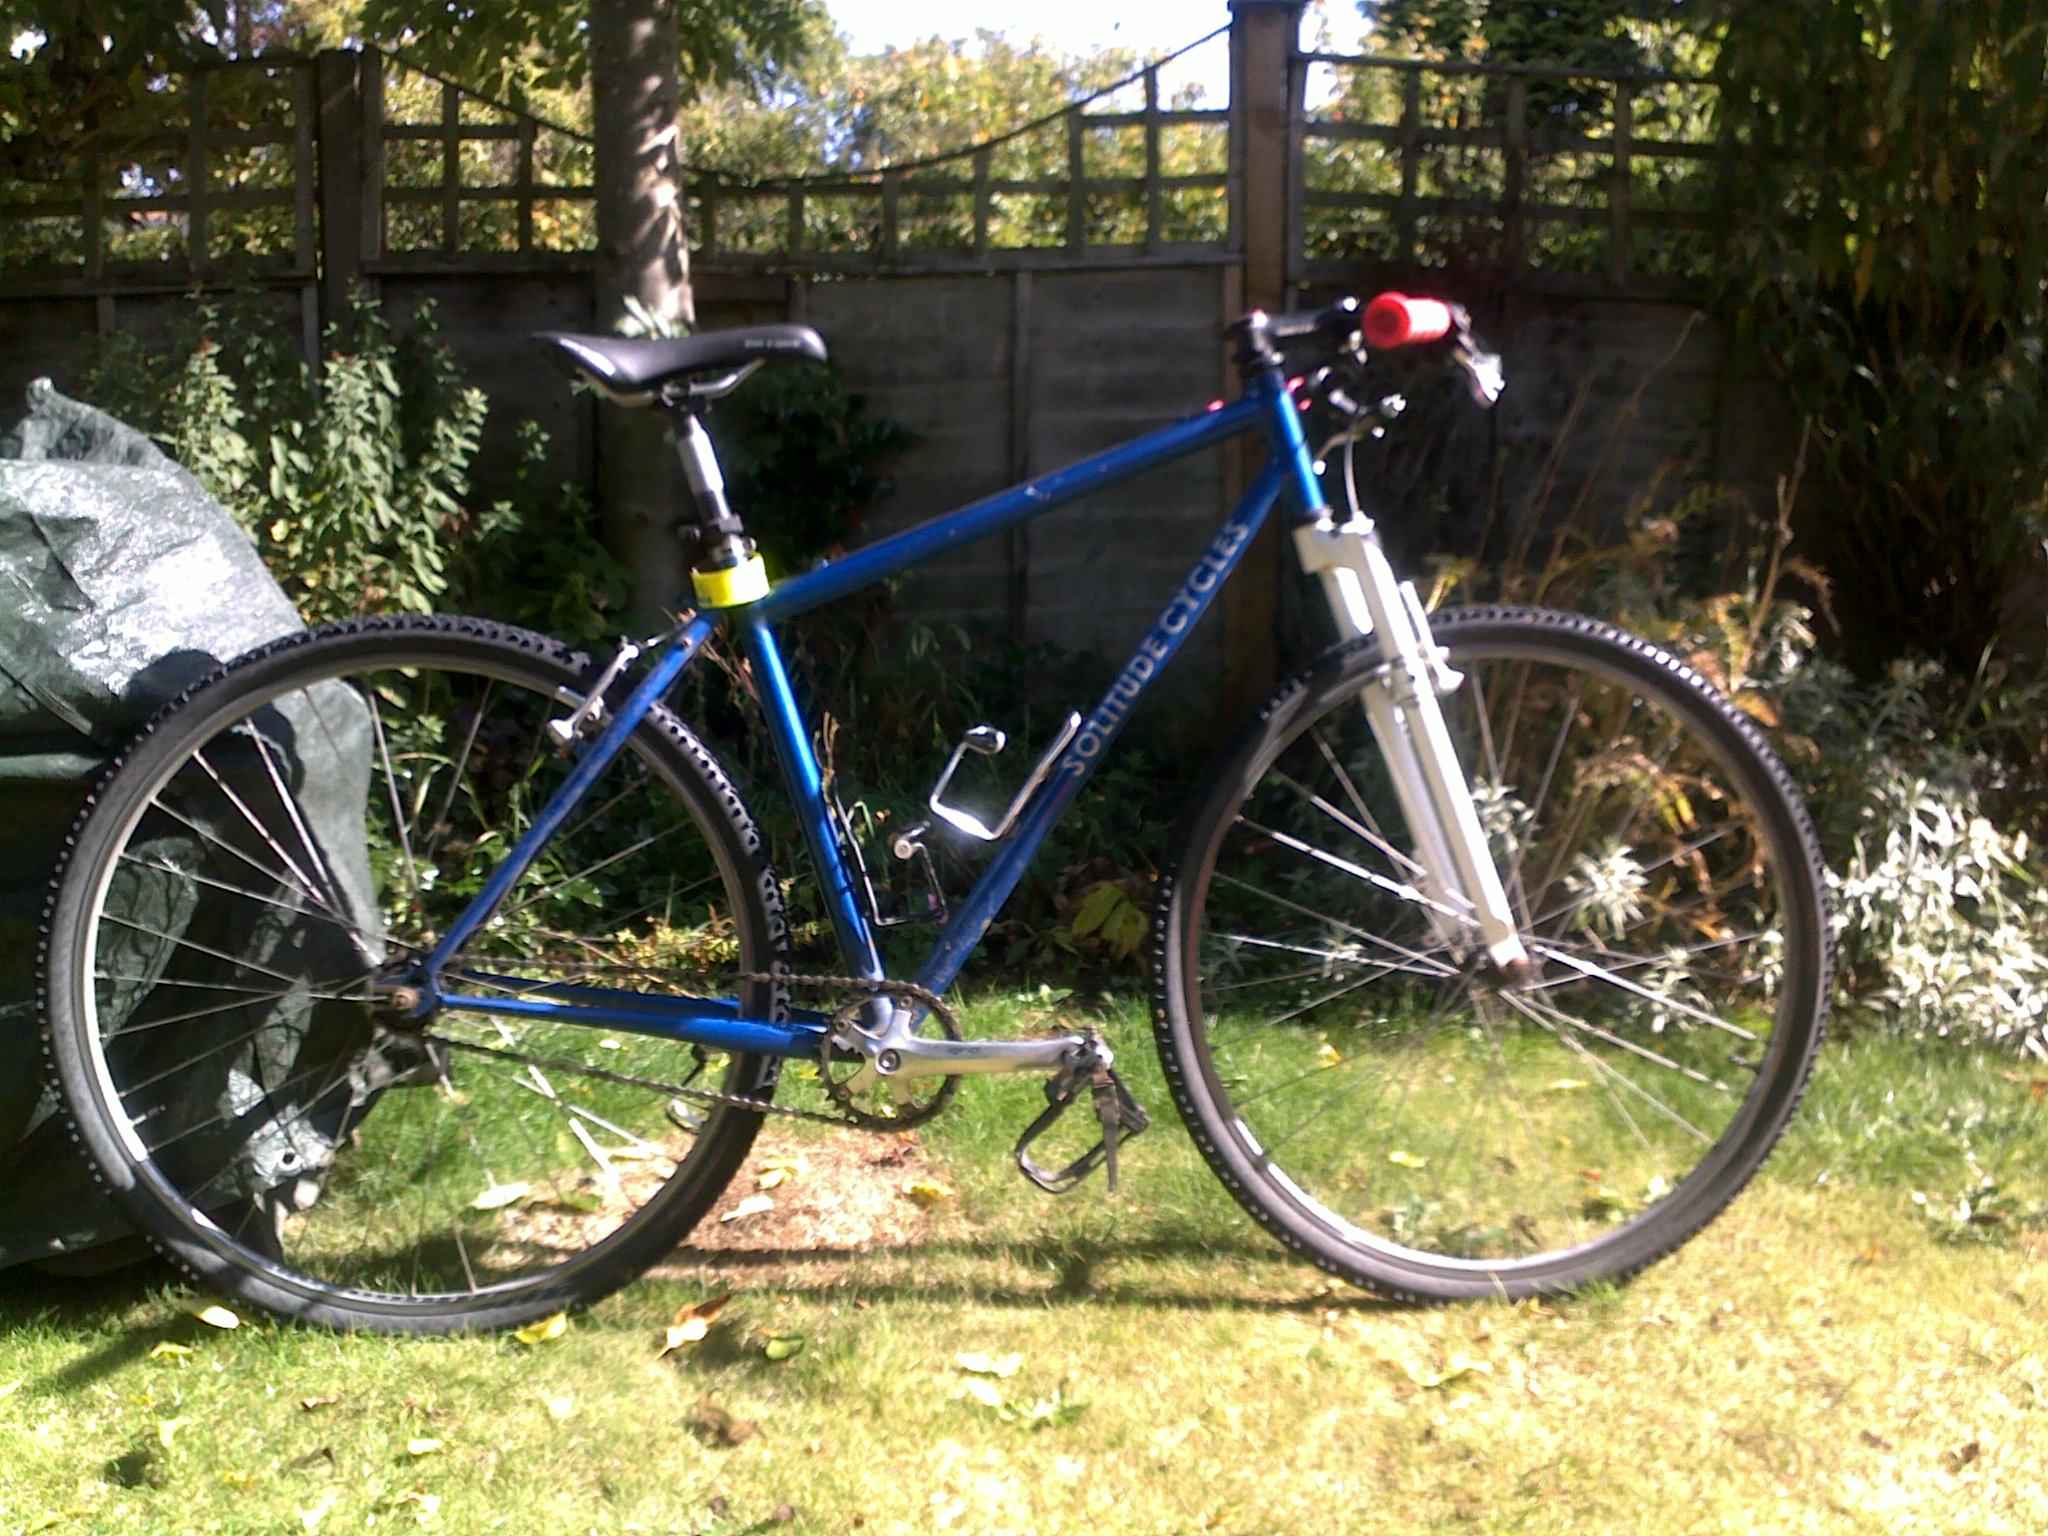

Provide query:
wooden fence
left=0, top=21, right=1730, bottom=308
left=1291, top=51, right=1721, bottom=291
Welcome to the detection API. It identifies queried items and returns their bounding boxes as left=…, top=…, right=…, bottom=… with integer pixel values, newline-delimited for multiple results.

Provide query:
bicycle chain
left=424, top=969, right=961, bottom=1131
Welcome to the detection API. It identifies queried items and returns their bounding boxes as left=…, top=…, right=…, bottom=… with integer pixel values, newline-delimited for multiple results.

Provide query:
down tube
left=913, top=460, right=1290, bottom=996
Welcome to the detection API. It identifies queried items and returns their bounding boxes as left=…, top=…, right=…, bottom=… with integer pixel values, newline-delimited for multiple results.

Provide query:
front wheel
left=1152, top=607, right=1831, bottom=1301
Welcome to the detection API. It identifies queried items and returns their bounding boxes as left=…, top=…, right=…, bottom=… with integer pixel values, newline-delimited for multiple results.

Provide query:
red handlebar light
left=1361, top=293, right=1455, bottom=349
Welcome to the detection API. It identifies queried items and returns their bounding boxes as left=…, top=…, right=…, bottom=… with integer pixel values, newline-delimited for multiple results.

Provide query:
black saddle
left=531, top=324, right=827, bottom=405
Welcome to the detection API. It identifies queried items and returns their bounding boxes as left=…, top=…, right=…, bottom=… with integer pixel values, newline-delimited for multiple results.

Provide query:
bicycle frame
left=415, top=351, right=1514, bottom=1068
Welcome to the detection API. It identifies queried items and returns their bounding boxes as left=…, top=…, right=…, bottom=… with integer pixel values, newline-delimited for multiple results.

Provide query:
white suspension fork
left=1293, top=516, right=1528, bottom=970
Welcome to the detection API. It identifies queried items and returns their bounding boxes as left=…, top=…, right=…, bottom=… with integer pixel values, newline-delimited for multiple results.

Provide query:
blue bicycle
left=41, top=294, right=1831, bottom=1331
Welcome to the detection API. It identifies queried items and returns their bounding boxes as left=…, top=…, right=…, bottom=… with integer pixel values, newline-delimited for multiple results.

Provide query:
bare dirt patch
left=492, top=1125, right=941, bottom=1286
left=657, top=1126, right=937, bottom=1282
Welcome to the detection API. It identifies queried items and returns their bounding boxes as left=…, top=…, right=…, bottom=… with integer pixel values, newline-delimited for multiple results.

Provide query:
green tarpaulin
left=0, top=381, right=384, bottom=1269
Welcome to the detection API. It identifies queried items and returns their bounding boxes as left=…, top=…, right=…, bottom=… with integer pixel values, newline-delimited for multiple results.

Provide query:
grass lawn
left=3, top=994, right=2045, bottom=1536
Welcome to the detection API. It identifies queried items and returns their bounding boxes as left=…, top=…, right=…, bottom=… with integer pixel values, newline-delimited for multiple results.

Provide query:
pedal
left=1013, top=1059, right=1150, bottom=1195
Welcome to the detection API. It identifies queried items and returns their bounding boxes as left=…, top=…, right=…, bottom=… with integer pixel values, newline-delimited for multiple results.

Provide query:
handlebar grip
left=1361, top=293, right=1455, bottom=350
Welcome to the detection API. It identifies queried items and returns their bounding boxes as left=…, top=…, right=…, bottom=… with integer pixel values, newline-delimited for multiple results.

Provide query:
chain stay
left=425, top=970, right=958, bottom=1131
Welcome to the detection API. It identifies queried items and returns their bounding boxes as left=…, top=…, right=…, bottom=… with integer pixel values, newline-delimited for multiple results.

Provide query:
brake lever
left=1446, top=304, right=1505, bottom=408
left=1454, top=341, right=1505, bottom=407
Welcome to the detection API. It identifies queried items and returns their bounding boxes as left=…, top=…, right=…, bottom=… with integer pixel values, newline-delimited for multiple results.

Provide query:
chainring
left=817, top=988, right=963, bottom=1130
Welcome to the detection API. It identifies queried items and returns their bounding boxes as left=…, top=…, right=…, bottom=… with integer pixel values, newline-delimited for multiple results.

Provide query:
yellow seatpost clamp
left=691, top=553, right=770, bottom=607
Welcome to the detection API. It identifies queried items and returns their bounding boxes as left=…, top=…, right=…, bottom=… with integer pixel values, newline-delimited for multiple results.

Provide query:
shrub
left=82, top=287, right=627, bottom=634
left=1433, top=465, right=2048, bottom=1056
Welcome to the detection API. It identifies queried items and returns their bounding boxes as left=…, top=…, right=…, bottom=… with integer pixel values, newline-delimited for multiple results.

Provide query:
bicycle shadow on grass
left=654, top=1230, right=1405, bottom=1317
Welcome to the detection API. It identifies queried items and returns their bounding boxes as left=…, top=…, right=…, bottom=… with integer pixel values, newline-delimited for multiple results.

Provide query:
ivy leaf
left=762, top=1332, right=805, bottom=1362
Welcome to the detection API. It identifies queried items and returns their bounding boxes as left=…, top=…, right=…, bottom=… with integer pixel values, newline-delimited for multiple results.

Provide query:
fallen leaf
left=903, top=1179, right=954, bottom=1205
left=1401, top=1353, right=1493, bottom=1391
left=469, top=1182, right=531, bottom=1212
left=1387, top=1150, right=1427, bottom=1170
left=287, top=1447, right=337, bottom=1475
left=1545, top=1078, right=1590, bottom=1092
left=157, top=1417, right=193, bottom=1449
left=721, top=1193, right=776, bottom=1223
left=1316, top=1041, right=1342, bottom=1069
left=405, top=1437, right=444, bottom=1457
left=513, top=1312, right=570, bottom=1347
left=189, top=1303, right=241, bottom=1330
left=543, top=1395, right=575, bottom=1422
left=299, top=1395, right=340, bottom=1413
left=660, top=1292, right=733, bottom=1357
left=543, top=1187, right=603, bottom=1213
left=757, top=1156, right=805, bottom=1191
left=687, top=1396, right=757, bottom=1447
left=960, top=1375, right=1006, bottom=1409
left=1858, top=1429, right=1893, bottom=1450
left=220, top=1470, right=256, bottom=1489
left=299, top=1494, right=338, bottom=1532
left=1946, top=1439, right=1982, bottom=1470
left=1006, top=1385, right=1087, bottom=1429
left=954, top=1352, right=1023, bottom=1379
left=762, top=1333, right=805, bottom=1362
left=390, top=1488, right=440, bottom=1524
left=147, top=1341, right=194, bottom=1363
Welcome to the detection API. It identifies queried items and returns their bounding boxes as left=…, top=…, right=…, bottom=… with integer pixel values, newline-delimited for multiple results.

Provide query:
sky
left=827, top=1, right=1367, bottom=100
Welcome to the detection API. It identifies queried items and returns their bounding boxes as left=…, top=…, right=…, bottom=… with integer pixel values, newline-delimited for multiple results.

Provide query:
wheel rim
left=1182, top=626, right=1812, bottom=1277
left=71, top=637, right=769, bottom=1316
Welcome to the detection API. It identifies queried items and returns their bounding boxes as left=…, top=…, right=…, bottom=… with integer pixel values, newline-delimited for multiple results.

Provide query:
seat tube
left=739, top=617, right=883, bottom=981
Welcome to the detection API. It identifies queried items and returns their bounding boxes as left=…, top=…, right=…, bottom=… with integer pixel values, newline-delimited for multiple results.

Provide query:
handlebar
left=1244, top=292, right=1504, bottom=407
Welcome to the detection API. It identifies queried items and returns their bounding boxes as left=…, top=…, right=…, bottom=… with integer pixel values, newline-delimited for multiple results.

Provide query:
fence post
left=315, top=48, right=379, bottom=338
left=1231, top=0, right=1301, bottom=317
left=1222, top=0, right=1305, bottom=721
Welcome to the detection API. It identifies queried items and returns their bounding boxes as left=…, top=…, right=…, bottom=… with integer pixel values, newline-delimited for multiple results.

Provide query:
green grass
left=4, top=996, right=2047, bottom=1536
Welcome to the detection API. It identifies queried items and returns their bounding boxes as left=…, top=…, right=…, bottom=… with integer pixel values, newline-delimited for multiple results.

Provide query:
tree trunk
left=590, top=0, right=694, bottom=625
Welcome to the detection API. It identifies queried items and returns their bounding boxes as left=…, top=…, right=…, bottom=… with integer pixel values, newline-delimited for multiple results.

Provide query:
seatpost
left=669, top=408, right=739, bottom=535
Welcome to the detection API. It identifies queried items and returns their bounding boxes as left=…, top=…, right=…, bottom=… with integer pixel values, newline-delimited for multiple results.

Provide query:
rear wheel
left=1152, top=607, right=1831, bottom=1300
left=43, top=615, right=785, bottom=1333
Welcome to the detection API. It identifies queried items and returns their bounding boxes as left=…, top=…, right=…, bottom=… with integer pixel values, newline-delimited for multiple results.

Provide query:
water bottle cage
left=927, top=714, right=1083, bottom=843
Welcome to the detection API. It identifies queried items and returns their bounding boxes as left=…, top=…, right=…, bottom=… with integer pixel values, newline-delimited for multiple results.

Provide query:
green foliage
left=87, top=292, right=478, bottom=619
left=82, top=287, right=625, bottom=634
left=1710, top=0, right=2048, bottom=672
left=674, top=31, right=1228, bottom=251
left=1434, top=476, right=2048, bottom=1054
left=712, top=365, right=913, bottom=579
left=354, top=0, right=826, bottom=103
